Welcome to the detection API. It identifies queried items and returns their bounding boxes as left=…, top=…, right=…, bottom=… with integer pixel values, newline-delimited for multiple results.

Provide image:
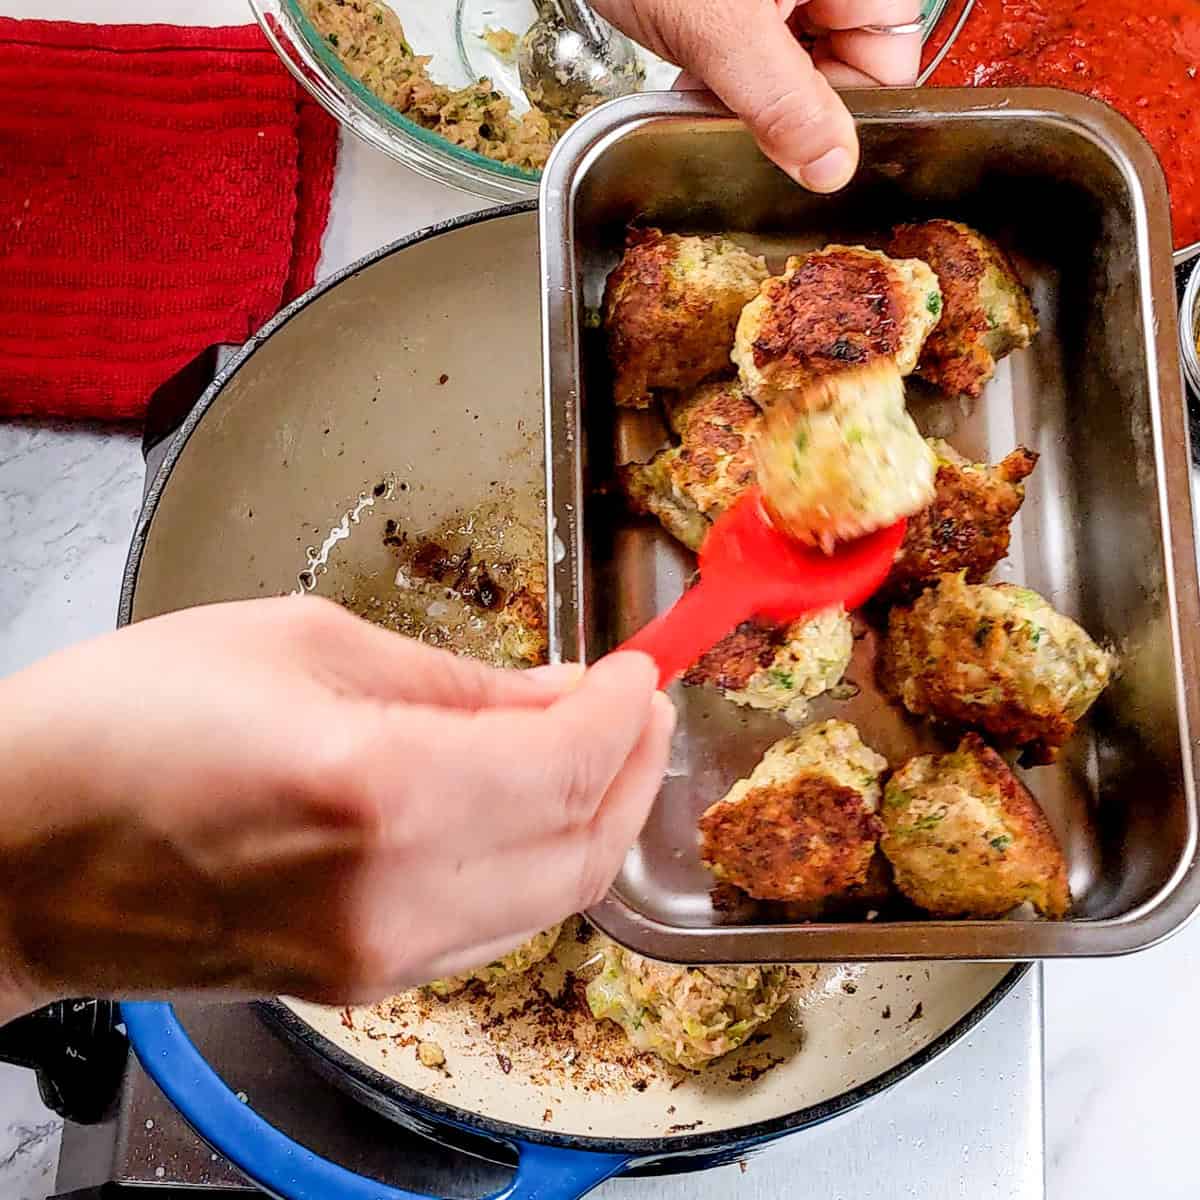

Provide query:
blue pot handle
left=121, top=1002, right=629, bottom=1200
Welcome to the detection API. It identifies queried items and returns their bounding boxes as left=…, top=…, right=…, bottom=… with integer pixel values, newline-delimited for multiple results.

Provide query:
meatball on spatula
left=618, top=362, right=925, bottom=688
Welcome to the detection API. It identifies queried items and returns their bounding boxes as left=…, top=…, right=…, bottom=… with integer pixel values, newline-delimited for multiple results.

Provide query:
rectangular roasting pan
left=540, top=89, right=1200, bottom=961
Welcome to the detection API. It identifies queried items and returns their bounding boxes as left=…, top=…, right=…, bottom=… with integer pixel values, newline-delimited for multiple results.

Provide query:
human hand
left=593, top=0, right=922, bottom=191
left=0, top=597, right=674, bottom=1020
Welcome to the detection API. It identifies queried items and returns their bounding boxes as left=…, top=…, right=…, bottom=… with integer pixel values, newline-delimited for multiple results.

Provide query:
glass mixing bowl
left=251, top=0, right=973, bottom=202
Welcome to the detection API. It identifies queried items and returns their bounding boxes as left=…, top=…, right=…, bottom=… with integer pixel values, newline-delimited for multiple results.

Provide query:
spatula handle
left=617, top=576, right=759, bottom=690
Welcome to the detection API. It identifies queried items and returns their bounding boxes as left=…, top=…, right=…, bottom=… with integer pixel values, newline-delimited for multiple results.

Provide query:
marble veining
left=0, top=1070, right=61, bottom=1200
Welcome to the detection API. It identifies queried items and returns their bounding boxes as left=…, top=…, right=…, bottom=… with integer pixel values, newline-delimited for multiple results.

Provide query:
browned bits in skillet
left=603, top=229, right=768, bottom=409
left=407, top=539, right=507, bottom=612
left=888, top=219, right=1038, bottom=399
left=878, top=440, right=1039, bottom=604
left=497, top=582, right=549, bottom=668
left=882, top=734, right=1070, bottom=918
left=371, top=928, right=694, bottom=1094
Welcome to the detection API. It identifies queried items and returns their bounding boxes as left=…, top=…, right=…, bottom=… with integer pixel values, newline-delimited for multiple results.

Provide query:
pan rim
left=116, top=200, right=1027, bottom=1157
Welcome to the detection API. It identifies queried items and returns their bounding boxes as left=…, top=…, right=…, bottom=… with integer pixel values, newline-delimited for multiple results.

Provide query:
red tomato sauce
left=931, top=0, right=1200, bottom=250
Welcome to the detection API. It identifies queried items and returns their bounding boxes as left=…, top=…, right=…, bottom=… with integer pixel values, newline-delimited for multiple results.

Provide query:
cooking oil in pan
left=293, top=478, right=549, bottom=670
left=293, top=478, right=396, bottom=597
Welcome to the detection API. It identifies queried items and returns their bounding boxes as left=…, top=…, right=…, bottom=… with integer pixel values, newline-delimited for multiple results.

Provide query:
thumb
left=664, top=0, right=859, bottom=192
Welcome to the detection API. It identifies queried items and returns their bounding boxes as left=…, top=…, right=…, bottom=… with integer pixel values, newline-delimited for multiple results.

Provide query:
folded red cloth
left=0, top=19, right=339, bottom=421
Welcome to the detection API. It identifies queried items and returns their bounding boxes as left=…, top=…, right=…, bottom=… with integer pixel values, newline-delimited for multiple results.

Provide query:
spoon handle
left=616, top=575, right=759, bottom=690
left=546, top=0, right=613, bottom=46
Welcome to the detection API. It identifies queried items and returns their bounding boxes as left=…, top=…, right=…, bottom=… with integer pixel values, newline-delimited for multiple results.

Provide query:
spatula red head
left=619, top=488, right=905, bottom=689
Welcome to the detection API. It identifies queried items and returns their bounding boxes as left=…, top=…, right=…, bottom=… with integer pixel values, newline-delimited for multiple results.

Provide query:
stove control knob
left=0, top=999, right=127, bottom=1125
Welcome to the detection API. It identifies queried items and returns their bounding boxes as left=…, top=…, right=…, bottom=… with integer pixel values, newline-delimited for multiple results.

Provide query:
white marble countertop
left=1, top=1, right=1198, bottom=1198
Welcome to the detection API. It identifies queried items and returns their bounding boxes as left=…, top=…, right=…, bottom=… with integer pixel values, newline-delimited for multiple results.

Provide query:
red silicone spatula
left=619, top=487, right=906, bottom=689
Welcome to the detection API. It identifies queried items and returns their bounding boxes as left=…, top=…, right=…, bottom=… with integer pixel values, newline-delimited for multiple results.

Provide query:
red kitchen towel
left=0, top=19, right=339, bottom=421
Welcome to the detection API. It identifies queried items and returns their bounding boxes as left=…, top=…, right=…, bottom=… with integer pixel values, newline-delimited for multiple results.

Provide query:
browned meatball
left=699, top=720, right=887, bottom=903
left=882, top=734, right=1070, bottom=918
left=878, top=439, right=1039, bottom=605
left=620, top=380, right=759, bottom=551
left=603, top=230, right=768, bottom=409
left=683, top=608, right=853, bottom=722
left=888, top=220, right=1038, bottom=400
left=733, top=245, right=941, bottom=408
left=879, top=574, right=1116, bottom=764
left=498, top=581, right=549, bottom=668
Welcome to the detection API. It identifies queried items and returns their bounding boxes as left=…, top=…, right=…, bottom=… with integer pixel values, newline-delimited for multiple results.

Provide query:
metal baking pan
left=1181, top=256, right=1200, bottom=400
left=540, top=89, right=1200, bottom=961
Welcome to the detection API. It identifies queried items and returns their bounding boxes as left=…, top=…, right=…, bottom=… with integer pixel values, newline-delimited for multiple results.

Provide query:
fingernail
left=652, top=691, right=678, bottom=735
left=526, top=662, right=586, bottom=687
left=791, top=147, right=854, bottom=193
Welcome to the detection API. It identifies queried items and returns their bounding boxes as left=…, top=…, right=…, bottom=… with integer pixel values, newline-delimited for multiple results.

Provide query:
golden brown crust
left=683, top=620, right=784, bottom=692
left=699, top=776, right=883, bottom=903
left=619, top=381, right=760, bottom=550
left=748, top=250, right=908, bottom=382
left=665, top=385, right=759, bottom=500
left=879, top=576, right=1081, bottom=763
left=880, top=444, right=1039, bottom=604
left=603, top=229, right=766, bottom=408
left=888, top=220, right=1037, bottom=400
left=498, top=583, right=549, bottom=668
left=881, top=733, right=1070, bottom=918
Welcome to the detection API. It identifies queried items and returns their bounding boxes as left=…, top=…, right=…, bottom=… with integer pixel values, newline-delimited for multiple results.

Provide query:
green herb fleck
left=845, top=427, right=865, bottom=445
left=768, top=668, right=795, bottom=689
left=1025, top=622, right=1043, bottom=646
left=327, top=32, right=339, bottom=47
left=990, top=834, right=1013, bottom=852
left=974, top=619, right=995, bottom=646
left=926, top=291, right=942, bottom=317
left=886, top=787, right=914, bottom=809
left=900, top=808, right=948, bottom=833
left=794, top=429, right=808, bottom=454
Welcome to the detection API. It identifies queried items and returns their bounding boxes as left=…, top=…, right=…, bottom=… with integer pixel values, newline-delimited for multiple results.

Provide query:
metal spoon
left=518, top=0, right=644, bottom=121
